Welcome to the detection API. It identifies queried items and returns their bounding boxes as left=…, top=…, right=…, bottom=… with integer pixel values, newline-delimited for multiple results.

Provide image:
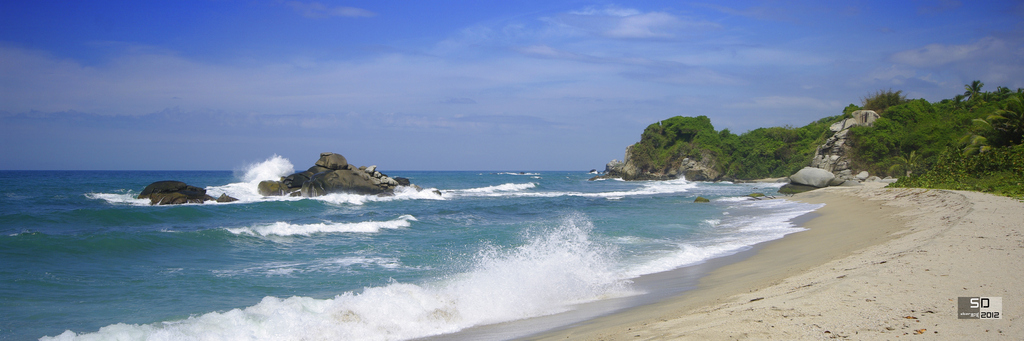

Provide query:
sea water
left=0, top=156, right=821, bottom=340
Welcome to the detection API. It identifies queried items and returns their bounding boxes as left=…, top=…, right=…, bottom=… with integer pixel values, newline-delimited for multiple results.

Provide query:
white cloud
left=569, top=6, right=642, bottom=17
left=890, top=37, right=1007, bottom=67
left=724, top=96, right=841, bottom=111
left=606, top=12, right=681, bottom=39
left=555, top=6, right=719, bottom=40
left=286, top=1, right=375, bottom=18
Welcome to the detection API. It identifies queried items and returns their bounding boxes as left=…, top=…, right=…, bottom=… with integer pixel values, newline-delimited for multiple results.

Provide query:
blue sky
left=2, top=0, right=1022, bottom=171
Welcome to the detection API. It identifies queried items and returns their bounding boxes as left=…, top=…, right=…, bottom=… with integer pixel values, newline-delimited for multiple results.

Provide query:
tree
left=952, top=94, right=966, bottom=110
left=989, top=92, right=1024, bottom=146
left=964, top=80, right=985, bottom=103
left=888, top=150, right=922, bottom=177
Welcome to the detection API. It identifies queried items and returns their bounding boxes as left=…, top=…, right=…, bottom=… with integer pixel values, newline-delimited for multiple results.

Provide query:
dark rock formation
left=261, top=152, right=421, bottom=198
left=216, top=193, right=239, bottom=203
left=138, top=181, right=215, bottom=205
left=694, top=196, right=710, bottom=203
left=300, top=168, right=388, bottom=196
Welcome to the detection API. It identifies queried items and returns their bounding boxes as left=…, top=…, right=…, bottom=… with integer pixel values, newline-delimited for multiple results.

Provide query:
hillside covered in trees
left=616, top=81, right=1024, bottom=198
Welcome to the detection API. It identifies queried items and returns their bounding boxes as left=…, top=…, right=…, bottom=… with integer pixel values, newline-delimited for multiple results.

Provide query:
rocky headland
left=593, top=110, right=896, bottom=191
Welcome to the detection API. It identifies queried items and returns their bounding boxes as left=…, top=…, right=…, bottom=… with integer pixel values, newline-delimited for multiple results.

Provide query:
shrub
left=862, top=89, right=908, bottom=113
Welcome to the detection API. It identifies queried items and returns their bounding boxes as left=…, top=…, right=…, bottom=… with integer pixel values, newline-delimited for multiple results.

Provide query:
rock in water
left=694, top=196, right=710, bottom=203
left=789, top=167, right=836, bottom=188
left=301, top=169, right=385, bottom=197
left=258, top=180, right=289, bottom=196
left=216, top=194, right=239, bottom=202
left=138, top=180, right=215, bottom=205
left=315, top=152, right=348, bottom=170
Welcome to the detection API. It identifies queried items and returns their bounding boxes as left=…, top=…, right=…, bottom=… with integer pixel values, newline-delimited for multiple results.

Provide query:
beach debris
left=914, top=329, right=927, bottom=334
left=749, top=297, right=764, bottom=302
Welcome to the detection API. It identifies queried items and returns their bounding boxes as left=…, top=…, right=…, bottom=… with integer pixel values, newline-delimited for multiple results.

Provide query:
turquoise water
left=0, top=156, right=819, bottom=340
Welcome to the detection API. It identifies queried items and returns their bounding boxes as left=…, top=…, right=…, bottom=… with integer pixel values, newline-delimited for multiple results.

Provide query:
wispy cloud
left=724, top=96, right=841, bottom=111
left=551, top=6, right=719, bottom=40
left=890, top=37, right=1008, bottom=67
left=286, top=1, right=375, bottom=18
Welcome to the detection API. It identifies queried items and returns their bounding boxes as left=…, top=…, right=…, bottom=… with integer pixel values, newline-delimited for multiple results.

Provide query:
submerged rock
left=694, top=196, right=710, bottom=203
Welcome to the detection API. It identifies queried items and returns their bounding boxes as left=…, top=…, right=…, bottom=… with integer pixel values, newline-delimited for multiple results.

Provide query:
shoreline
left=530, top=183, right=1023, bottom=340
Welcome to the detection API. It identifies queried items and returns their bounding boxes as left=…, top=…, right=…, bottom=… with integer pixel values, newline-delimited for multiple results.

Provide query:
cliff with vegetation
left=601, top=81, right=1024, bottom=199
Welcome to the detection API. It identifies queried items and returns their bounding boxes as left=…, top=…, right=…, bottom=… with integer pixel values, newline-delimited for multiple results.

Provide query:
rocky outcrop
left=138, top=181, right=218, bottom=205
left=597, top=146, right=721, bottom=181
left=260, top=152, right=418, bottom=198
left=810, top=110, right=878, bottom=173
left=790, top=109, right=892, bottom=190
left=666, top=150, right=721, bottom=181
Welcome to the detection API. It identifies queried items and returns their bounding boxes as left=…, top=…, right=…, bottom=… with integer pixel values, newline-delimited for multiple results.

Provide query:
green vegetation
left=630, top=80, right=1023, bottom=198
left=885, top=84, right=1024, bottom=200
left=889, top=145, right=1024, bottom=199
left=846, top=83, right=1023, bottom=179
left=861, top=89, right=908, bottom=113
left=628, top=115, right=838, bottom=179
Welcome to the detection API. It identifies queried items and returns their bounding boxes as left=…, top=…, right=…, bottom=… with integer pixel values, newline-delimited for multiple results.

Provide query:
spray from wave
left=240, top=155, right=295, bottom=183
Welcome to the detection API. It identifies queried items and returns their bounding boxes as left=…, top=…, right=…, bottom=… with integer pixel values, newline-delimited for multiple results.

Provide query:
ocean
left=0, top=156, right=821, bottom=341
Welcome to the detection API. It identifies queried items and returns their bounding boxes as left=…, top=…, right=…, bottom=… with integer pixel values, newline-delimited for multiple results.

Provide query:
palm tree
left=989, top=92, right=1024, bottom=145
left=888, top=150, right=922, bottom=177
left=964, top=80, right=984, bottom=103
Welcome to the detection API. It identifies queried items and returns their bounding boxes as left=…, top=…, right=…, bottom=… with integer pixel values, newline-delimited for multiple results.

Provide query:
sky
left=1, top=0, right=1023, bottom=171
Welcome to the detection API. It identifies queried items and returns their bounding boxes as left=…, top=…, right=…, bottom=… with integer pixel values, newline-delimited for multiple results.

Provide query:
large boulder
left=138, top=181, right=215, bottom=205
left=789, top=167, right=836, bottom=188
left=258, top=180, right=290, bottom=196
left=300, top=169, right=385, bottom=197
left=315, top=152, right=348, bottom=170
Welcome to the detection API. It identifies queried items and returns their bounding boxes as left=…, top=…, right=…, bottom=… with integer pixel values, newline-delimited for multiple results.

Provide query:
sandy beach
left=534, top=183, right=1023, bottom=340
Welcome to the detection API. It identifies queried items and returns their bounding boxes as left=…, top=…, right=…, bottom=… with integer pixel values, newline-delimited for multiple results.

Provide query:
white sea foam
left=213, top=256, right=407, bottom=277
left=624, top=199, right=822, bottom=278
left=313, top=185, right=446, bottom=206
left=44, top=213, right=637, bottom=341
left=495, top=172, right=540, bottom=176
left=84, top=192, right=150, bottom=206
left=450, top=182, right=538, bottom=195
left=448, top=178, right=696, bottom=200
left=226, top=215, right=417, bottom=236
